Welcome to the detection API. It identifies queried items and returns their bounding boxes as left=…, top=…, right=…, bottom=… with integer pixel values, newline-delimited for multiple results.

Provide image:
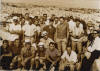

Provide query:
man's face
left=26, top=44, right=31, bottom=48
left=14, top=40, right=20, bottom=47
left=67, top=47, right=72, bottom=55
left=60, top=18, right=64, bottom=24
left=3, top=42, right=8, bottom=48
left=39, top=46, right=44, bottom=51
left=49, top=44, right=55, bottom=51
left=21, top=18, right=25, bottom=23
left=43, top=14, right=47, bottom=20
left=76, top=21, right=80, bottom=27
left=44, top=35, right=48, bottom=39
left=25, top=14, right=29, bottom=19
left=55, top=18, right=58, bottom=23
left=50, top=21, right=53, bottom=25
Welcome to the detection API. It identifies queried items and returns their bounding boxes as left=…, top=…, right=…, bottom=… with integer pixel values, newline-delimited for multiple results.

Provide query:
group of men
left=0, top=13, right=100, bottom=71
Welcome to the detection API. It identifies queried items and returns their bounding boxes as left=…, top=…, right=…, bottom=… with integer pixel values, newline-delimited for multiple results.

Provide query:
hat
left=25, top=39, right=31, bottom=43
left=12, top=16, right=18, bottom=20
left=38, top=42, right=44, bottom=47
left=41, top=31, right=48, bottom=36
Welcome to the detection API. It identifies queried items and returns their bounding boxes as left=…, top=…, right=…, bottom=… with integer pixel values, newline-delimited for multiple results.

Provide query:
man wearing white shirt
left=59, top=47, right=78, bottom=71
left=68, top=16, right=75, bottom=33
left=22, top=19, right=37, bottom=43
left=8, top=18, right=21, bottom=42
left=70, top=19, right=84, bottom=54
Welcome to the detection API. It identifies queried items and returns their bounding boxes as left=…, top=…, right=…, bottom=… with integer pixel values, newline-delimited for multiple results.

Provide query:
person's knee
left=31, top=58, right=35, bottom=63
left=18, top=57, right=22, bottom=62
left=70, top=64, right=74, bottom=71
left=76, top=63, right=81, bottom=71
left=10, top=63, right=14, bottom=69
left=59, top=63, right=65, bottom=71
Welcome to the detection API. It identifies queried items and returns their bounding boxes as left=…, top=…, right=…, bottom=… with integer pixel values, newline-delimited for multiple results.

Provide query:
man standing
left=43, top=19, right=56, bottom=40
left=55, top=17, right=69, bottom=54
left=22, top=19, right=37, bottom=43
left=70, top=19, right=84, bottom=54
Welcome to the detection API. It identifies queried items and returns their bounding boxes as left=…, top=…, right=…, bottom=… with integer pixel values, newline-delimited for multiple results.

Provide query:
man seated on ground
left=21, top=42, right=35, bottom=70
left=10, top=39, right=24, bottom=69
left=34, top=42, right=46, bottom=70
left=11, top=39, right=22, bottom=57
left=0, top=40, right=12, bottom=69
left=59, top=47, right=80, bottom=71
left=46, top=42, right=60, bottom=71
left=10, top=42, right=35, bottom=70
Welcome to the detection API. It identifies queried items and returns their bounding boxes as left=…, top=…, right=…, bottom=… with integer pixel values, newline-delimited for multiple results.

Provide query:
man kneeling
left=59, top=47, right=80, bottom=71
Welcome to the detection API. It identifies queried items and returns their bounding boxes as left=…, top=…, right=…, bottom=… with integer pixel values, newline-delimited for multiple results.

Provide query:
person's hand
left=52, top=61, right=56, bottom=66
left=35, top=56, right=39, bottom=60
left=21, top=61, right=25, bottom=66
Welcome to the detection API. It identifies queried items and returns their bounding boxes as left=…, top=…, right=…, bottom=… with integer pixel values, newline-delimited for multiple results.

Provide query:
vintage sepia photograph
left=0, top=0, right=100, bottom=71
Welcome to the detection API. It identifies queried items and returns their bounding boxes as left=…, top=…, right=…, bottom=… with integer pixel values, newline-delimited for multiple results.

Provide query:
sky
left=1, top=0, right=100, bottom=9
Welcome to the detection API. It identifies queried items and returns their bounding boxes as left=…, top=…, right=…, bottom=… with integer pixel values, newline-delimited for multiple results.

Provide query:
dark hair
left=25, top=13, right=29, bottom=16
left=25, top=42, right=31, bottom=46
left=74, top=18, right=80, bottom=22
left=3, top=40, right=8, bottom=44
left=43, top=14, right=47, bottom=16
left=60, top=17, right=64, bottom=20
left=49, top=42, right=55, bottom=46
left=49, top=19, right=54, bottom=22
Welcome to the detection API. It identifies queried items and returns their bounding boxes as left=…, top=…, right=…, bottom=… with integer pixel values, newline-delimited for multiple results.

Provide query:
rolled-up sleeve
left=61, top=51, right=66, bottom=59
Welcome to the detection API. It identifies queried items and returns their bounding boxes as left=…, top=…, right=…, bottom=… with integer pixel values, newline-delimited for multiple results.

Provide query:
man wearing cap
left=33, top=42, right=46, bottom=70
left=40, top=31, right=54, bottom=49
left=7, top=16, right=21, bottom=42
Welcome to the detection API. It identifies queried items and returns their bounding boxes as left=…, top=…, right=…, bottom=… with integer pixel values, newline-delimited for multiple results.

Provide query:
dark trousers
left=89, top=50, right=100, bottom=65
left=0, top=56, right=12, bottom=69
left=46, top=61, right=59, bottom=71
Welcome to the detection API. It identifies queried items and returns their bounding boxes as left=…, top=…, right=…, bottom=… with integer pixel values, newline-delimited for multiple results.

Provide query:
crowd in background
left=0, top=5, right=100, bottom=71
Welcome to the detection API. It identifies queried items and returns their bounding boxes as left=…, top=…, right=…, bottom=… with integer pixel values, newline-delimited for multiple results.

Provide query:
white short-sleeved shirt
left=45, top=19, right=50, bottom=25
left=61, top=50, right=77, bottom=63
left=9, top=23, right=21, bottom=32
left=68, top=20, right=76, bottom=32
left=72, top=23, right=84, bottom=36
left=88, top=36, right=100, bottom=52
left=22, top=24, right=37, bottom=37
